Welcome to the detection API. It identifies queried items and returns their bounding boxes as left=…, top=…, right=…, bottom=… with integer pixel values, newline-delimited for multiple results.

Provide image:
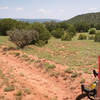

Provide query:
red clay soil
left=0, top=48, right=96, bottom=100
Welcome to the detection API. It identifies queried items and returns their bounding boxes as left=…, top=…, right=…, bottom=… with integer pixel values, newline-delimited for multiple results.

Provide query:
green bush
left=31, top=22, right=51, bottom=42
left=13, top=52, right=20, bottom=57
left=7, top=29, right=39, bottom=48
left=88, top=35, right=95, bottom=40
left=95, top=31, right=100, bottom=42
left=67, top=25, right=76, bottom=37
left=44, top=63, right=56, bottom=71
left=0, top=18, right=17, bottom=36
left=35, top=40, right=46, bottom=47
left=51, top=28, right=64, bottom=38
left=78, top=34, right=87, bottom=40
left=65, top=68, right=73, bottom=73
left=44, top=21, right=57, bottom=32
left=80, top=79, right=85, bottom=83
left=4, top=85, right=15, bottom=92
left=74, top=22, right=90, bottom=32
left=71, top=72, right=78, bottom=78
left=61, top=32, right=72, bottom=41
left=88, top=28, right=96, bottom=34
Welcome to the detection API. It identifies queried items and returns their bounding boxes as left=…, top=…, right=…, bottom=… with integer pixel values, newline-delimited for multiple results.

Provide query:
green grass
left=65, top=67, right=74, bottom=73
left=82, top=68, right=92, bottom=74
left=44, top=63, right=56, bottom=71
left=0, top=36, right=9, bottom=45
left=50, top=71, right=60, bottom=78
left=4, top=85, right=15, bottom=92
left=0, top=69, right=9, bottom=86
left=0, top=36, right=16, bottom=48
left=21, top=54, right=30, bottom=61
left=13, top=52, right=20, bottom=57
left=80, top=79, right=85, bottom=83
left=71, top=72, right=78, bottom=78
left=0, top=35, right=100, bottom=72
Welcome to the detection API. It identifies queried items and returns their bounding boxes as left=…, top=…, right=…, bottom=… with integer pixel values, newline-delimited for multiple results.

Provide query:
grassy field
left=0, top=34, right=100, bottom=71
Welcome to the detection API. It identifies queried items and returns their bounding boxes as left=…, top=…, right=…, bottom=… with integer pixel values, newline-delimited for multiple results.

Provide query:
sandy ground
left=0, top=47, right=96, bottom=100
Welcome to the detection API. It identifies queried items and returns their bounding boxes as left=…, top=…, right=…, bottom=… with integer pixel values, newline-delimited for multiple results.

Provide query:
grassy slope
left=0, top=35, right=100, bottom=71
left=0, top=36, right=16, bottom=47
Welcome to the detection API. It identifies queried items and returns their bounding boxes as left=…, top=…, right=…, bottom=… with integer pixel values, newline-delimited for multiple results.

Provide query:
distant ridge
left=0, top=18, right=60, bottom=23
left=15, top=19, right=60, bottom=23
left=65, top=12, right=100, bottom=24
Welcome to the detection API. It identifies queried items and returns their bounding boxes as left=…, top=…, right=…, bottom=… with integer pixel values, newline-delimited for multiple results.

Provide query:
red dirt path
left=0, top=48, right=96, bottom=100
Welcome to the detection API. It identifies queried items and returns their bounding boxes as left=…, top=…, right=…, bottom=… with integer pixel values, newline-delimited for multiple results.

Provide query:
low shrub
left=95, top=31, right=100, bottom=42
left=78, top=34, right=87, bottom=40
left=61, top=32, right=72, bottom=41
left=51, top=28, right=64, bottom=38
left=71, top=72, right=78, bottom=78
left=65, top=68, right=73, bottom=73
left=7, top=29, right=39, bottom=48
left=16, top=90, right=22, bottom=96
left=13, top=52, right=20, bottom=57
left=21, top=54, right=30, bottom=61
left=88, top=35, right=95, bottom=40
left=31, top=22, right=51, bottom=42
left=44, top=63, right=56, bottom=71
left=67, top=25, right=76, bottom=37
left=80, top=79, right=85, bottom=83
left=35, top=40, right=46, bottom=47
left=4, top=85, right=15, bottom=92
left=88, top=28, right=96, bottom=34
left=50, top=71, right=59, bottom=78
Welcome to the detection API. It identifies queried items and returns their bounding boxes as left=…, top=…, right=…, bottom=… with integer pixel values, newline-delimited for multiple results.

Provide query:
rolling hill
left=66, top=12, right=100, bottom=24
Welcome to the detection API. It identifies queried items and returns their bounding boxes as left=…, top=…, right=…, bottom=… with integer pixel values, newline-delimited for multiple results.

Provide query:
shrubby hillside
left=66, top=12, right=100, bottom=24
left=1, top=12, right=100, bottom=48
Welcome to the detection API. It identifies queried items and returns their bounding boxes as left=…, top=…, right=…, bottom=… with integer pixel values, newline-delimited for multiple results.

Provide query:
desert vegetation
left=0, top=12, right=100, bottom=100
left=0, top=18, right=100, bottom=67
left=0, top=18, right=100, bottom=46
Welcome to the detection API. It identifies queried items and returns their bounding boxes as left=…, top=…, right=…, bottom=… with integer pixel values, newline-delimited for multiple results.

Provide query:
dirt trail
left=0, top=48, right=94, bottom=100
left=0, top=48, right=72, bottom=100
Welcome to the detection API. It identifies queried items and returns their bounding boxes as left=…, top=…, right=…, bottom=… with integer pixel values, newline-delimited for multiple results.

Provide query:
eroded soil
left=0, top=47, right=96, bottom=100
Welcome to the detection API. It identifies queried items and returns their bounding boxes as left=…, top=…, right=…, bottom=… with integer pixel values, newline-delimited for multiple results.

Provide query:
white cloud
left=38, top=9, right=47, bottom=14
left=0, top=6, right=8, bottom=10
left=16, top=7, right=24, bottom=11
left=89, top=8, right=97, bottom=11
left=37, top=9, right=66, bottom=19
left=59, top=9, right=64, bottom=13
left=89, top=8, right=99, bottom=12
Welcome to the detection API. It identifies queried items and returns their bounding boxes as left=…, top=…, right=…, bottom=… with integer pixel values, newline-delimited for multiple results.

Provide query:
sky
left=0, top=0, right=100, bottom=20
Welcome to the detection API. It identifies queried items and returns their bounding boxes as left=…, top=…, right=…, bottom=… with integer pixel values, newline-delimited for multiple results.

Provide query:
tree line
left=0, top=18, right=100, bottom=48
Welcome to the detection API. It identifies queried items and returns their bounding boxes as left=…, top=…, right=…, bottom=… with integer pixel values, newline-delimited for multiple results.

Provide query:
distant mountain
left=65, top=12, right=100, bottom=24
left=0, top=18, right=60, bottom=23
left=15, top=19, right=60, bottom=23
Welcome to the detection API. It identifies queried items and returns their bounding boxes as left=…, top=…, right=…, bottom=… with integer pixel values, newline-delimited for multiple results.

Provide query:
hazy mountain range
left=15, top=19, right=60, bottom=23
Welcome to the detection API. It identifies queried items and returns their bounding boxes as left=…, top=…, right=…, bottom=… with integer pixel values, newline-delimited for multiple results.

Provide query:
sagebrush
left=7, top=29, right=39, bottom=48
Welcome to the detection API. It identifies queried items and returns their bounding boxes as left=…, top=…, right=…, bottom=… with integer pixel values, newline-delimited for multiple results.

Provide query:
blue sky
left=0, top=0, right=100, bottom=20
